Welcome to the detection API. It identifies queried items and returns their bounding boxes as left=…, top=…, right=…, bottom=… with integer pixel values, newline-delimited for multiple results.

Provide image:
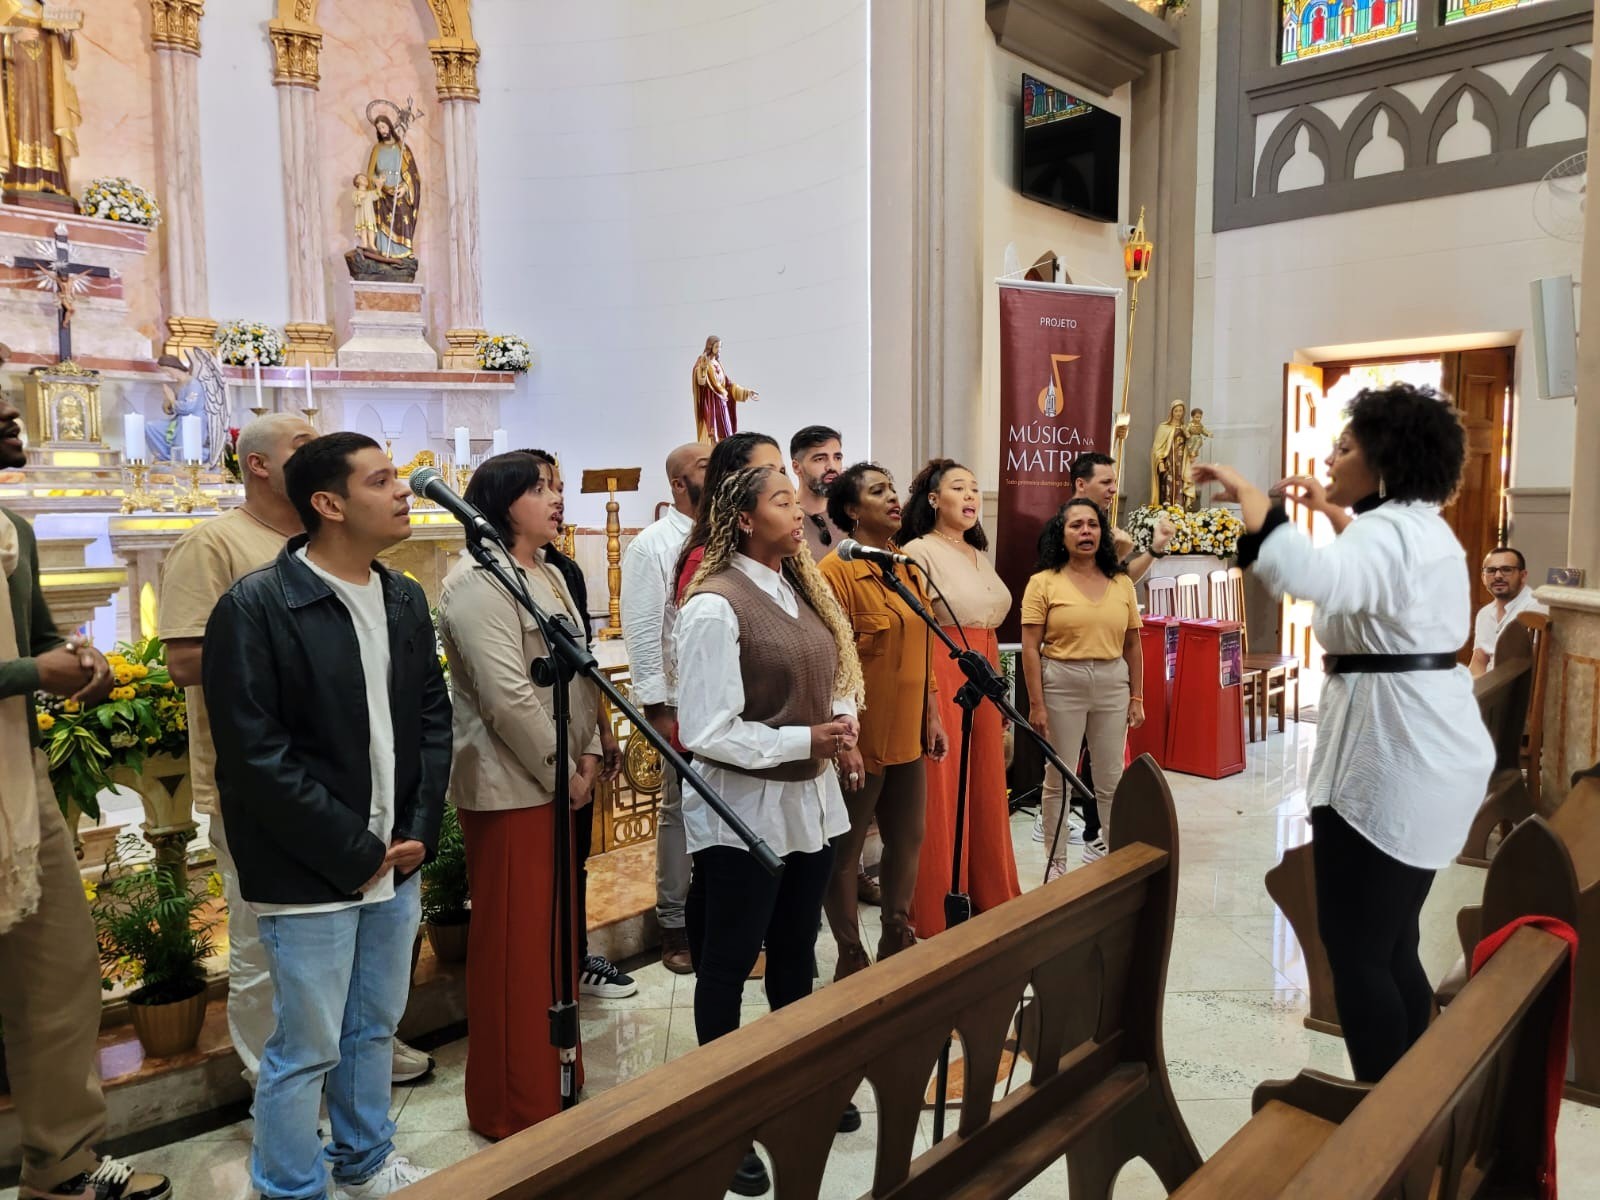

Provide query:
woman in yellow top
left=1020, top=498, right=1144, bottom=881
left=818, top=463, right=948, bottom=976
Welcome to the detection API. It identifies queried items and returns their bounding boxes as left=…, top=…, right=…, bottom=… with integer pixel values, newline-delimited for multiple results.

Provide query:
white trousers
left=1039, top=657, right=1130, bottom=862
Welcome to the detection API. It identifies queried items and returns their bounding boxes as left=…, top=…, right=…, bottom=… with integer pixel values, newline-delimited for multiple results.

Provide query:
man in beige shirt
left=159, top=415, right=437, bottom=1087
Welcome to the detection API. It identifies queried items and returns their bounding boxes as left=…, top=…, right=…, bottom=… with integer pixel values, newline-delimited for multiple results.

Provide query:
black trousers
left=574, top=801, right=593, bottom=960
left=1311, top=805, right=1435, bottom=1082
left=686, top=843, right=834, bottom=1045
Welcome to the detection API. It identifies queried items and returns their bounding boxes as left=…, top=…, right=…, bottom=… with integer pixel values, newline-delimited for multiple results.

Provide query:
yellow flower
left=131, top=664, right=149, bottom=679
left=113, top=667, right=134, bottom=686
left=82, top=878, right=97, bottom=901
left=63, top=699, right=80, bottom=714
left=110, top=685, right=136, bottom=702
left=36, top=712, right=54, bottom=732
left=206, top=871, right=224, bottom=898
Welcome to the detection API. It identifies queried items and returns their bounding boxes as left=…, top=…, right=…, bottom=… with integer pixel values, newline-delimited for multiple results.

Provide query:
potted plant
left=87, top=835, right=218, bottom=1058
left=37, top=637, right=193, bottom=872
left=420, top=807, right=470, bottom=963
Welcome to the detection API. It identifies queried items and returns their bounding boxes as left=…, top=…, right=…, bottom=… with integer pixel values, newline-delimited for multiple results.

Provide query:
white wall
left=474, top=0, right=870, bottom=524
left=980, top=47, right=1132, bottom=487
left=197, top=8, right=290, bottom=329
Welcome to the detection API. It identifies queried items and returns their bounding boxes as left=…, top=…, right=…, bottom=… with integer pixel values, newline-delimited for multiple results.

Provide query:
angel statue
left=692, top=335, right=758, bottom=443
left=147, top=348, right=226, bottom=468
left=1180, top=407, right=1213, bottom=510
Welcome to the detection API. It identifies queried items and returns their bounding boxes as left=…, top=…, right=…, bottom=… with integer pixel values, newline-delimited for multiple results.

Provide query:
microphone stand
left=869, top=557, right=1092, bottom=1141
left=463, top=535, right=782, bottom=1112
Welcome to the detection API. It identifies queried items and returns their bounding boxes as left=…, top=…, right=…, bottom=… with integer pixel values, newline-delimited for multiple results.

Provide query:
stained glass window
left=1279, top=0, right=1418, bottom=65
left=1443, top=0, right=1553, bottom=25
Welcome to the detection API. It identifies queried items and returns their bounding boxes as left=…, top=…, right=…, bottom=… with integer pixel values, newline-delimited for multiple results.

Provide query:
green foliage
left=87, top=834, right=216, bottom=1006
left=36, top=636, right=187, bottom=822
left=421, top=807, right=470, bottom=925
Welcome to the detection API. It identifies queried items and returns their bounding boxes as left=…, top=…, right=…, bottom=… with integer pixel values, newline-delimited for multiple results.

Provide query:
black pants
left=1074, top=741, right=1101, bottom=840
left=575, top=803, right=593, bottom=960
left=1311, top=806, right=1435, bottom=1082
left=686, top=843, right=834, bottom=1045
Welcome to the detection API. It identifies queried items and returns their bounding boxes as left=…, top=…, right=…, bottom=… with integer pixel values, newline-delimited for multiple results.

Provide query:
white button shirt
left=1472, top=585, right=1547, bottom=670
left=673, top=554, right=855, bottom=858
left=619, top=506, right=694, bottom=708
left=1253, top=502, right=1494, bottom=870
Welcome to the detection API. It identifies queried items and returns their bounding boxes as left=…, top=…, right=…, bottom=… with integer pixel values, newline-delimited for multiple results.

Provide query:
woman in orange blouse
left=898, top=459, right=1022, bottom=936
left=818, top=464, right=948, bottom=975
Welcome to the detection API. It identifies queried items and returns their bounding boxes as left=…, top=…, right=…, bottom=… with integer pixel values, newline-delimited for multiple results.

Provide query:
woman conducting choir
left=437, top=451, right=601, bottom=1138
left=818, top=463, right=948, bottom=975
left=1191, top=383, right=1493, bottom=1083
left=898, top=459, right=1021, bottom=936
left=673, top=464, right=866, bottom=1195
left=1019, top=498, right=1143, bottom=881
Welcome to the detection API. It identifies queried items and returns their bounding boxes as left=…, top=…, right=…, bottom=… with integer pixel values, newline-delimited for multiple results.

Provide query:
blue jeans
left=250, top=878, right=420, bottom=1200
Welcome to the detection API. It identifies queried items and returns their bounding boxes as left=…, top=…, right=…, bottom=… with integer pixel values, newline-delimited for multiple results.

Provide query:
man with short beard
left=791, top=425, right=845, bottom=560
left=1470, top=546, right=1547, bottom=678
left=620, top=441, right=709, bottom=973
left=1, top=391, right=172, bottom=1200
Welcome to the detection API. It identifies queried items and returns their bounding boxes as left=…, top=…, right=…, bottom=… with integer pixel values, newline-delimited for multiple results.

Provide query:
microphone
left=409, top=466, right=503, bottom=544
left=837, top=538, right=916, bottom=567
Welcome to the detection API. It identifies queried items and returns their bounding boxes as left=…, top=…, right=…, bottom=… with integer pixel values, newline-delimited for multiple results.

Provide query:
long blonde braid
left=686, top=465, right=865, bottom=708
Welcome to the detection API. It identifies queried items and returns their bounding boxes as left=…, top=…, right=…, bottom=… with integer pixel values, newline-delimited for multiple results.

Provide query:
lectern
left=581, top=467, right=641, bottom=641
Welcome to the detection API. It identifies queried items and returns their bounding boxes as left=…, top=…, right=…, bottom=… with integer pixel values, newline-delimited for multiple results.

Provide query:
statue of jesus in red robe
left=691, top=335, right=758, bottom=443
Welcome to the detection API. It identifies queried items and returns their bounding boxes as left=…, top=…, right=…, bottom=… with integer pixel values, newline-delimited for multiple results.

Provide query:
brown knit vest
left=695, top=567, right=838, bottom=782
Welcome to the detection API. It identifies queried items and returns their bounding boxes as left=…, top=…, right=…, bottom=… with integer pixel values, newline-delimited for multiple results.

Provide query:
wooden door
left=1443, top=348, right=1514, bottom=660
left=1281, top=362, right=1326, bottom=668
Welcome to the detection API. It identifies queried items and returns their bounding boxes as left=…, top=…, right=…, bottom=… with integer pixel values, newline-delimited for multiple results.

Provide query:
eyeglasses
left=1481, top=566, right=1520, bottom=576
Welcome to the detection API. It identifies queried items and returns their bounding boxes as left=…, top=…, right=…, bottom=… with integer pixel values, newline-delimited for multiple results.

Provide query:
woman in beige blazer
left=437, top=451, right=601, bottom=1139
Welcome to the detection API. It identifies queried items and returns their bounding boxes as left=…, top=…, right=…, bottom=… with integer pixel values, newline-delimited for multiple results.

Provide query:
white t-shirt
left=257, top=551, right=398, bottom=915
left=1472, top=586, right=1547, bottom=670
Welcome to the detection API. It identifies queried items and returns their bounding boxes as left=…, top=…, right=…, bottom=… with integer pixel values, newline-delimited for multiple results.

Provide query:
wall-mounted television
left=1018, top=74, right=1120, bottom=223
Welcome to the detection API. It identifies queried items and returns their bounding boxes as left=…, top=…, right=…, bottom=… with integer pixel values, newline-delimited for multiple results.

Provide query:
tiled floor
left=8, top=725, right=1600, bottom=1198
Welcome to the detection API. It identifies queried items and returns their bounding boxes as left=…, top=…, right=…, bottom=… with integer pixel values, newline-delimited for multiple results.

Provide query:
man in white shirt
left=619, top=442, right=707, bottom=974
left=1470, top=546, right=1547, bottom=677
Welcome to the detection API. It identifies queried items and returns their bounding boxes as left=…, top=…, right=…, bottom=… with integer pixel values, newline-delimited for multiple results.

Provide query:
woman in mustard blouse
left=819, top=464, right=947, bottom=975
left=1020, top=498, right=1144, bottom=881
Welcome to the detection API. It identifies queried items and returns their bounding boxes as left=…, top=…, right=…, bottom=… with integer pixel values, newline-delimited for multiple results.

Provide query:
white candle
left=180, top=415, right=203, bottom=462
left=304, top=360, right=314, bottom=407
left=492, top=429, right=509, bottom=456
left=455, top=426, right=471, bottom=464
left=253, top=363, right=263, bottom=410
left=122, top=413, right=145, bottom=461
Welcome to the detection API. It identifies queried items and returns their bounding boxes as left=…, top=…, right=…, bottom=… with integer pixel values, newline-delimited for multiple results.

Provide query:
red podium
left=1164, top=619, right=1246, bottom=779
left=1128, top=616, right=1179, bottom=767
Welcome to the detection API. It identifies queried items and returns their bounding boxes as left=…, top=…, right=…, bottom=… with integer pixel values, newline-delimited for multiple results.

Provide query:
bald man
left=620, top=442, right=709, bottom=973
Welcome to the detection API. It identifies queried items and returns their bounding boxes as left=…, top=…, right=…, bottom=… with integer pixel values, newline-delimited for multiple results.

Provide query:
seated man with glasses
left=1469, top=546, right=1547, bottom=678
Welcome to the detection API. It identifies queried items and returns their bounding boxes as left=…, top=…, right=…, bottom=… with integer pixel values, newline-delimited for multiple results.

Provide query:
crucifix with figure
left=8, top=223, right=114, bottom=365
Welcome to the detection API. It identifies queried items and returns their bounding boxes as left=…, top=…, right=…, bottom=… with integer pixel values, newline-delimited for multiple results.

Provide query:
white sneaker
left=1082, top=837, right=1109, bottom=863
left=391, top=1038, right=435, bottom=1084
left=332, top=1153, right=433, bottom=1199
left=1044, top=859, right=1069, bottom=884
left=1030, top=810, right=1045, bottom=843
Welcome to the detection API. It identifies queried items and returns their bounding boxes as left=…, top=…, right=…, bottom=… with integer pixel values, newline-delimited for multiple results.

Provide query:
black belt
left=1322, top=652, right=1458, bottom=675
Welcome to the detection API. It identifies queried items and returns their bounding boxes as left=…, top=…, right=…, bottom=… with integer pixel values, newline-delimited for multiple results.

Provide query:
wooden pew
left=1442, top=775, right=1600, bottom=1105
left=1266, top=626, right=1533, bottom=1036
left=1456, top=618, right=1537, bottom=867
left=1177, top=814, right=1579, bottom=1199
left=401, top=756, right=1202, bottom=1200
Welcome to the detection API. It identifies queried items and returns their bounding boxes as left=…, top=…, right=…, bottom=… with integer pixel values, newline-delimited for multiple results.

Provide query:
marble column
left=432, top=40, right=485, bottom=368
left=869, top=0, right=986, bottom=481
left=1567, top=65, right=1600, bottom=577
left=149, top=0, right=214, bottom=357
left=269, top=17, right=336, bottom=366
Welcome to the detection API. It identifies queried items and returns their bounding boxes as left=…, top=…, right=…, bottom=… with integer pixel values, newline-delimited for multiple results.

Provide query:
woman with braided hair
left=673, top=464, right=866, bottom=1196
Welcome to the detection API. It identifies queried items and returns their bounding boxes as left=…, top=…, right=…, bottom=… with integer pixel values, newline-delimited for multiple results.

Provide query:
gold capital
left=150, top=0, right=204, bottom=54
left=429, top=39, right=480, bottom=101
left=269, top=21, right=322, bottom=87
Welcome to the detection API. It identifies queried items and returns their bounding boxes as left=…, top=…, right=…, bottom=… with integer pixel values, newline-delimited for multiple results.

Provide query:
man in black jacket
left=204, top=433, right=451, bottom=1200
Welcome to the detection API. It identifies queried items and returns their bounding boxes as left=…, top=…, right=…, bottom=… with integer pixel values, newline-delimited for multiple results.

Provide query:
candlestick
left=454, top=426, right=470, bottom=464
left=119, top=459, right=163, bottom=514
left=175, top=461, right=215, bottom=514
left=492, top=429, right=509, bottom=456
left=122, top=413, right=145, bottom=461
left=455, top=463, right=472, bottom=496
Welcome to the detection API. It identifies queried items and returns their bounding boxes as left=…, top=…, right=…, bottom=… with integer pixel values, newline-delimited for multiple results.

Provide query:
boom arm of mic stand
left=464, top=539, right=784, bottom=876
left=873, top=560, right=1094, bottom=807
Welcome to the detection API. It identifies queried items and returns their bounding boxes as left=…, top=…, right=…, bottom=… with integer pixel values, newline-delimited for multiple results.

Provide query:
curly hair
left=1343, top=384, right=1466, bottom=505
left=826, top=461, right=892, bottom=536
left=896, top=458, right=988, bottom=552
left=1034, top=498, right=1123, bottom=577
left=673, top=432, right=781, bottom=588
left=686, top=465, right=865, bottom=707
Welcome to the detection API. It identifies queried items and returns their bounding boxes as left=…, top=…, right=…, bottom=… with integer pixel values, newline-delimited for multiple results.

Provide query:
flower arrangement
left=221, top=427, right=242, bottom=483
left=78, top=177, right=162, bottom=227
left=476, top=333, right=533, bottom=373
left=86, top=834, right=217, bottom=1005
left=1125, top=504, right=1247, bottom=559
left=216, top=320, right=287, bottom=367
left=36, top=636, right=187, bottom=822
